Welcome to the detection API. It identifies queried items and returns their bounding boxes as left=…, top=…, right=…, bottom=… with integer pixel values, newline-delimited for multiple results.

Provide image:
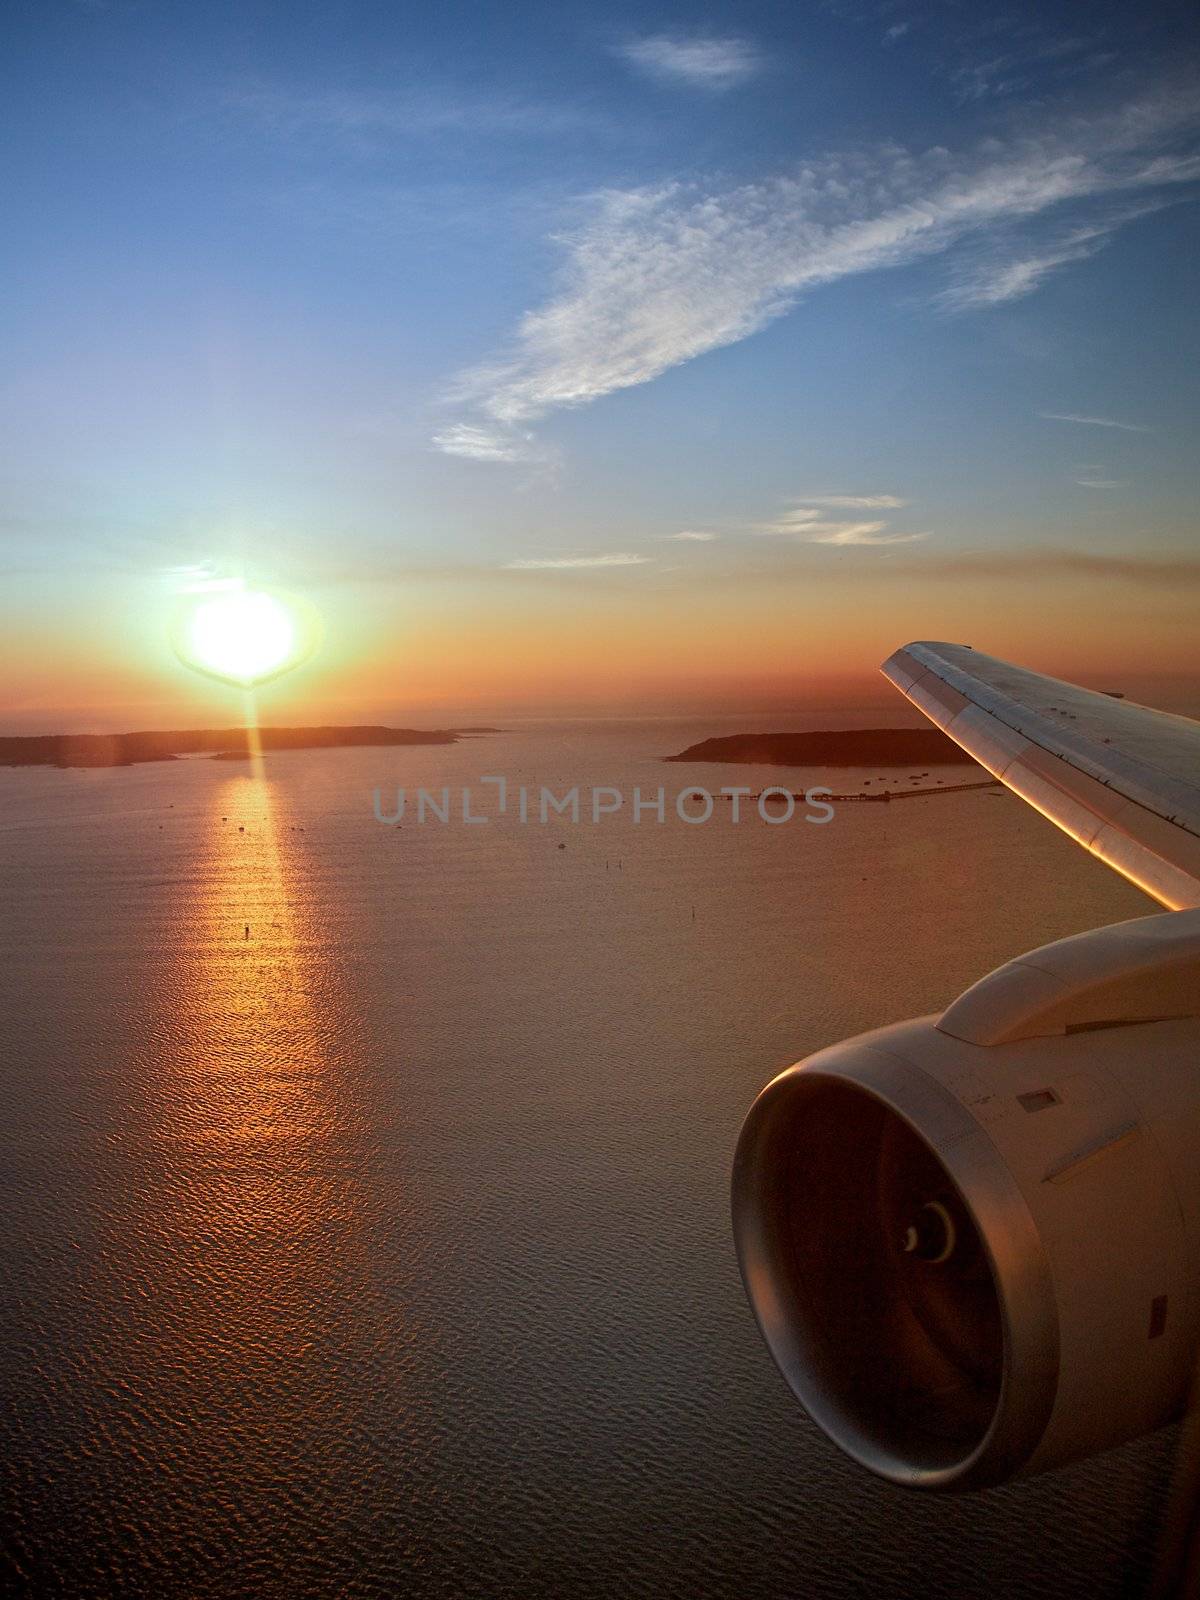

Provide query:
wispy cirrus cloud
left=940, top=222, right=1113, bottom=308
left=431, top=423, right=541, bottom=462
left=755, top=502, right=928, bottom=546
left=1039, top=411, right=1153, bottom=431
left=504, top=552, right=651, bottom=570
left=944, top=27, right=1110, bottom=106
left=620, top=34, right=761, bottom=91
left=437, top=89, right=1200, bottom=459
left=663, top=530, right=717, bottom=541
left=944, top=239, right=1103, bottom=306
left=941, top=199, right=1178, bottom=309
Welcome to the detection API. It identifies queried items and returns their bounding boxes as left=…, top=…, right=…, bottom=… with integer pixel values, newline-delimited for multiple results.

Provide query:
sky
left=2, top=0, right=1199, bottom=728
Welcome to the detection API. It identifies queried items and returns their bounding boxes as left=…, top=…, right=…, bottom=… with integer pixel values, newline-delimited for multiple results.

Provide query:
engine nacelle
left=732, top=910, right=1200, bottom=1490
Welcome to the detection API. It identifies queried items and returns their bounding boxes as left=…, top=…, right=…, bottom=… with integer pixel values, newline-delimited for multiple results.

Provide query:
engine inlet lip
left=732, top=1038, right=1061, bottom=1491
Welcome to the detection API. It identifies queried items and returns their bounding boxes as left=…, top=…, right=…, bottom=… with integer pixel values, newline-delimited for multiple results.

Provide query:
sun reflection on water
left=106, top=762, right=414, bottom=1568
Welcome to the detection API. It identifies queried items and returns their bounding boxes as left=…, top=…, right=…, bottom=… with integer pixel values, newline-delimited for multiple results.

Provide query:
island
left=0, top=725, right=500, bottom=769
left=665, top=728, right=977, bottom=767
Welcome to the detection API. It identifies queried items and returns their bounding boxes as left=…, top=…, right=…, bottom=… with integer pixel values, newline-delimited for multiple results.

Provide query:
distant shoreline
left=665, top=727, right=975, bottom=768
left=0, top=725, right=503, bottom=770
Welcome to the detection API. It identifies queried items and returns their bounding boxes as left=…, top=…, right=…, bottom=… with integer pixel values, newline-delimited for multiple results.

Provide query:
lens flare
left=171, top=585, right=321, bottom=688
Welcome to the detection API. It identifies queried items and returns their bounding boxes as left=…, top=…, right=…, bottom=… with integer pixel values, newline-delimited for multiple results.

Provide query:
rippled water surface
left=0, top=720, right=1173, bottom=1597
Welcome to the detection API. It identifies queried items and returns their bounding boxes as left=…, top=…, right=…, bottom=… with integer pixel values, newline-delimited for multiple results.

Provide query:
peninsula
left=0, top=725, right=497, bottom=769
left=665, top=728, right=976, bottom=767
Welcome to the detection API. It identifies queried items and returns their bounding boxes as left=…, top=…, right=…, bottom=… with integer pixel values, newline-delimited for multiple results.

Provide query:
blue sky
left=2, top=0, right=1199, bottom=722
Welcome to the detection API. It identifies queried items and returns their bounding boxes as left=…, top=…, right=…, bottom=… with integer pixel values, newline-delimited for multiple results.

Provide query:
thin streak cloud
left=812, top=527, right=930, bottom=547
left=1039, top=412, right=1153, bottom=431
left=505, top=553, right=651, bottom=569
left=795, top=494, right=908, bottom=509
left=228, top=81, right=607, bottom=143
left=758, top=517, right=890, bottom=541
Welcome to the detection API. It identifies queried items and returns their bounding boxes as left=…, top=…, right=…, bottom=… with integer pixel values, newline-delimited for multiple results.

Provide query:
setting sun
left=172, top=586, right=315, bottom=688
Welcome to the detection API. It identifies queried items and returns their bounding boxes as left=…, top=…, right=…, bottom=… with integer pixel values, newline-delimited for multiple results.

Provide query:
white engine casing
left=732, top=911, right=1200, bottom=1489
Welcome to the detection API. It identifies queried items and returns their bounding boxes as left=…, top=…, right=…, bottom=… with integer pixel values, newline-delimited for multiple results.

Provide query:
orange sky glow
left=3, top=559, right=1197, bottom=733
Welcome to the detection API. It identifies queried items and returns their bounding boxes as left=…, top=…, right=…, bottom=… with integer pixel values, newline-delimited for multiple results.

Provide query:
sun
left=172, top=585, right=319, bottom=688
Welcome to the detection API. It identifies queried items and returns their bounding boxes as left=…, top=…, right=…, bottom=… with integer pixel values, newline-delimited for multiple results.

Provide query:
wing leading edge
left=881, top=641, right=1200, bottom=911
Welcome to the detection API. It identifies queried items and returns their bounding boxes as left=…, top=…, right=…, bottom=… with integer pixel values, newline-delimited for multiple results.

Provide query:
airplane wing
left=881, top=641, right=1200, bottom=911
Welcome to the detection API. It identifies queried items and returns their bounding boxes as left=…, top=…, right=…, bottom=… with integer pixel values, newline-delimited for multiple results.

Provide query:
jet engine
left=732, top=909, right=1200, bottom=1489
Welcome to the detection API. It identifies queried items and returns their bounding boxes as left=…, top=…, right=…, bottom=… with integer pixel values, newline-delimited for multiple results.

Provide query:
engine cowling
left=732, top=911, right=1200, bottom=1490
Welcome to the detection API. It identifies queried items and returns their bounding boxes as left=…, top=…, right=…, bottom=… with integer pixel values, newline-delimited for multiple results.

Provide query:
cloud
left=941, top=227, right=1110, bottom=308
left=941, top=199, right=1179, bottom=309
left=431, top=423, right=540, bottom=462
left=950, top=58, right=1022, bottom=105
left=1074, top=477, right=1127, bottom=488
left=663, top=530, right=717, bottom=541
left=753, top=508, right=821, bottom=532
left=760, top=515, right=889, bottom=540
left=620, top=34, right=761, bottom=91
left=504, top=553, right=651, bottom=569
left=942, top=29, right=1109, bottom=107
left=754, top=504, right=929, bottom=545
left=437, top=89, right=1200, bottom=457
left=946, top=36, right=1102, bottom=107
left=812, top=526, right=930, bottom=547
left=228, top=82, right=605, bottom=145
left=1039, top=411, right=1153, bottom=431
left=794, top=494, right=908, bottom=509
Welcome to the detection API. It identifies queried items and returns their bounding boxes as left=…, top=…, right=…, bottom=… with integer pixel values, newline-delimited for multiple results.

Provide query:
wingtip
left=881, top=641, right=975, bottom=684
left=879, top=643, right=922, bottom=691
